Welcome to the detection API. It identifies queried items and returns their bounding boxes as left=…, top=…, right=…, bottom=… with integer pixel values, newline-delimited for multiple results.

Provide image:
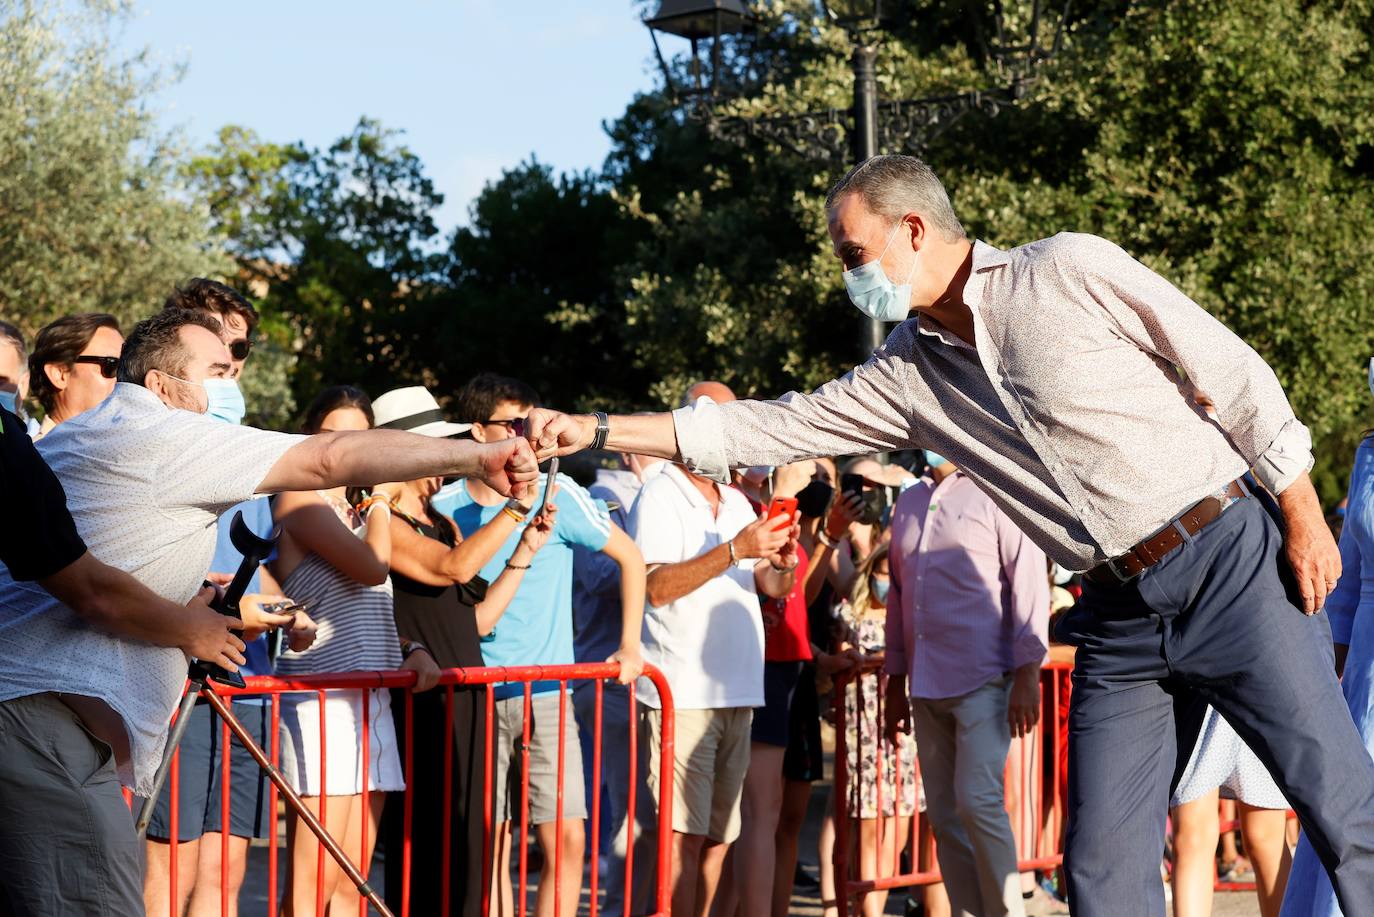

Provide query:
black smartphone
left=840, top=472, right=866, bottom=498
left=529, top=458, right=560, bottom=521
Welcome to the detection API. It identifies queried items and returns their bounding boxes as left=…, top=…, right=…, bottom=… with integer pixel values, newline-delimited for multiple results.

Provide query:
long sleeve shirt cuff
left=1251, top=418, right=1314, bottom=496
left=672, top=400, right=731, bottom=483
left=1011, top=638, right=1049, bottom=671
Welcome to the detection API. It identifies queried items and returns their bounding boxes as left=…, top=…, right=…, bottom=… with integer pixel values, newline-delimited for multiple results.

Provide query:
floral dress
left=838, top=601, right=921, bottom=818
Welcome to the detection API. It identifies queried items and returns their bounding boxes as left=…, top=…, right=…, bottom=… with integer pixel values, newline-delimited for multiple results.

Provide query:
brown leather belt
left=1085, top=479, right=1248, bottom=585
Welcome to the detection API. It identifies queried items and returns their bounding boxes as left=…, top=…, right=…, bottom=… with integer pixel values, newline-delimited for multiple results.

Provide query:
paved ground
left=234, top=749, right=1264, bottom=916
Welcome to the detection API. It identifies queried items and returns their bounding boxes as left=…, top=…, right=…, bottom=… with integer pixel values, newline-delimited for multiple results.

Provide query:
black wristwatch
left=590, top=411, right=610, bottom=451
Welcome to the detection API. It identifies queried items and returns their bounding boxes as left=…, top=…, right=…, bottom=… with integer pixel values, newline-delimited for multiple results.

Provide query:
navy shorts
left=752, top=661, right=803, bottom=747
left=142, top=700, right=273, bottom=842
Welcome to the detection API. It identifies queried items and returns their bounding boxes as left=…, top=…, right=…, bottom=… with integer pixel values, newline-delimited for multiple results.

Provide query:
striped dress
left=276, top=493, right=405, bottom=795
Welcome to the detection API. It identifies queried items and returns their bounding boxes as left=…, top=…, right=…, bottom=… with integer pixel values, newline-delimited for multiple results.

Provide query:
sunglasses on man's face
left=228, top=338, right=254, bottom=361
left=482, top=417, right=527, bottom=437
left=73, top=355, right=120, bottom=378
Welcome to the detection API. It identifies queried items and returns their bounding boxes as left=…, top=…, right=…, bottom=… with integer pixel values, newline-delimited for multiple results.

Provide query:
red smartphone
left=766, top=496, right=798, bottom=531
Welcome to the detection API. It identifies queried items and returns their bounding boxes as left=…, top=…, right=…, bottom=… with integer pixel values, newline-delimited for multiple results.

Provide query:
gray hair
left=825, top=155, right=965, bottom=242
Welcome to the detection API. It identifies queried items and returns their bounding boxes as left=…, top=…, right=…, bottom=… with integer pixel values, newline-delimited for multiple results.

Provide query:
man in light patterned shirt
left=526, top=155, right=1374, bottom=916
left=0, top=308, right=538, bottom=915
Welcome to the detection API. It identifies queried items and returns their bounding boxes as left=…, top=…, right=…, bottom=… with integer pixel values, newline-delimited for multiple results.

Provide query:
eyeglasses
left=228, top=338, right=254, bottom=361
left=481, top=417, right=527, bottom=436
left=73, top=355, right=119, bottom=378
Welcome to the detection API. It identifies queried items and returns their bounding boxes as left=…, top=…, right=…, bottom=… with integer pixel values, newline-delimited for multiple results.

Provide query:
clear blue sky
left=120, top=1, right=661, bottom=234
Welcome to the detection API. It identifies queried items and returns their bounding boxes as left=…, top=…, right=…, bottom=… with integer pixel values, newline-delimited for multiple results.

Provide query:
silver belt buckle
left=1105, top=556, right=1140, bottom=584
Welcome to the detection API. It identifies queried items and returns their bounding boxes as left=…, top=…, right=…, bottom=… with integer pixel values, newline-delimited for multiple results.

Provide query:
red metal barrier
left=831, top=662, right=1072, bottom=916
left=137, top=662, right=675, bottom=917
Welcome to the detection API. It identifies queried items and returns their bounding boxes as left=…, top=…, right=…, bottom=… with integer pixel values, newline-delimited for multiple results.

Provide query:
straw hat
left=371, top=386, right=471, bottom=438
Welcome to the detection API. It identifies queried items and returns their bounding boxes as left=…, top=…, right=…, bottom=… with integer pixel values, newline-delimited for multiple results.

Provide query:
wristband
left=506, top=561, right=532, bottom=571
left=364, top=500, right=391, bottom=516
left=727, top=539, right=738, bottom=565
left=589, top=412, right=609, bottom=451
left=817, top=529, right=838, bottom=548
left=501, top=499, right=528, bottom=524
left=771, top=560, right=799, bottom=573
left=401, top=640, right=429, bottom=661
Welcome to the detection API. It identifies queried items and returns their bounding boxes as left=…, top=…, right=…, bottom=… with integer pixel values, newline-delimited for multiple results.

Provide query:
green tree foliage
left=0, top=0, right=229, bottom=335
left=425, top=159, right=655, bottom=411
left=187, top=120, right=445, bottom=418
left=602, top=0, right=1374, bottom=501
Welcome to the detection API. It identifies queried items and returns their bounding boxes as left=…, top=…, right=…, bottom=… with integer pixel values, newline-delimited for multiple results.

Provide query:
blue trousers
left=1056, top=496, right=1374, bottom=916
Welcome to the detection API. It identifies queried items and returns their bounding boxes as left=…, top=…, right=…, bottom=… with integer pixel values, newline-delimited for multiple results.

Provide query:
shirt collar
left=912, top=240, right=1009, bottom=351
left=663, top=463, right=717, bottom=511
left=113, top=381, right=171, bottom=411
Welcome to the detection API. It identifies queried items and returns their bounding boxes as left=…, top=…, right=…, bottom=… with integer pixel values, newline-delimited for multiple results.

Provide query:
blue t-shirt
left=433, top=475, right=612, bottom=698
left=210, top=497, right=277, bottom=684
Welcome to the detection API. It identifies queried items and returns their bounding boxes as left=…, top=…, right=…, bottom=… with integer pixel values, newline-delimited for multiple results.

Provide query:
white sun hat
left=371, top=386, right=471, bottom=438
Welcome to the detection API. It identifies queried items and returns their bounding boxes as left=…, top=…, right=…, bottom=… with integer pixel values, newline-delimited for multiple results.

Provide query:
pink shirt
left=885, top=471, right=1050, bottom=700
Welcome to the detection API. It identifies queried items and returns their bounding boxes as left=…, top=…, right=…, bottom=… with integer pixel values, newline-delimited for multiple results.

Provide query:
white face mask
left=841, top=222, right=920, bottom=324
left=1368, top=357, right=1374, bottom=400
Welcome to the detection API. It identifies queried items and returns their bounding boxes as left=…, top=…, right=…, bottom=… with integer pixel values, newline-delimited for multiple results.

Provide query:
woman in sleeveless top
left=368, top=384, right=559, bottom=917
left=270, top=386, right=440, bottom=917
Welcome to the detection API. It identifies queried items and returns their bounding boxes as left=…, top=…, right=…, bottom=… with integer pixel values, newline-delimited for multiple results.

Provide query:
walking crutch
left=134, top=511, right=395, bottom=916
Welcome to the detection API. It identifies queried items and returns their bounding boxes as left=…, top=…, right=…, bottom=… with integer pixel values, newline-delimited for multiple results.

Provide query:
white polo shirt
left=0, top=383, right=303, bottom=793
left=628, top=464, right=764, bottom=710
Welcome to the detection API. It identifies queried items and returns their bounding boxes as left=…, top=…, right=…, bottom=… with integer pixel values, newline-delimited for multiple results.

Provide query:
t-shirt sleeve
left=0, top=409, right=87, bottom=580
left=628, top=481, right=685, bottom=566
left=158, top=413, right=306, bottom=515
left=554, top=477, right=613, bottom=552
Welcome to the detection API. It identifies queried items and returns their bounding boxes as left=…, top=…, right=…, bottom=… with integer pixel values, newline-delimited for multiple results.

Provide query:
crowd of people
left=3, top=151, right=1374, bottom=917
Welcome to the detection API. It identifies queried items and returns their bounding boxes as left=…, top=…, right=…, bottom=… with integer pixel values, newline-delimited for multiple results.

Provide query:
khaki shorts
left=492, top=692, right=586, bottom=825
left=647, top=706, right=752, bottom=843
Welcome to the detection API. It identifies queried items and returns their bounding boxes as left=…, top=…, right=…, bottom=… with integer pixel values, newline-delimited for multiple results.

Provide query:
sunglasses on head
left=482, top=417, right=527, bottom=436
left=228, top=338, right=254, bottom=361
left=73, top=355, right=120, bottom=378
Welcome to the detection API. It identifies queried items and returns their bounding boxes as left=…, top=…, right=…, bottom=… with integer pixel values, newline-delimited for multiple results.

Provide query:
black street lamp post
left=644, top=0, right=1070, bottom=358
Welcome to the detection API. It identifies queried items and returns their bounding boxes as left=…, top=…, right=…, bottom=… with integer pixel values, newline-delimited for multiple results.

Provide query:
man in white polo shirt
left=0, top=308, right=537, bottom=915
left=628, top=381, right=799, bottom=917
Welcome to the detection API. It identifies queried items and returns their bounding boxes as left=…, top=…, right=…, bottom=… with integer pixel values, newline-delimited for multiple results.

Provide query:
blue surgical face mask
left=842, top=222, right=920, bottom=324
left=159, top=371, right=246, bottom=425
left=871, top=577, right=891, bottom=603
left=924, top=450, right=948, bottom=469
left=203, top=377, right=246, bottom=425
left=0, top=389, right=17, bottom=416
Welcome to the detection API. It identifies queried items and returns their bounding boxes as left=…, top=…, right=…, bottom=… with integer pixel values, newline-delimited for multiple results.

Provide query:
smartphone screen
left=529, top=458, right=560, bottom=520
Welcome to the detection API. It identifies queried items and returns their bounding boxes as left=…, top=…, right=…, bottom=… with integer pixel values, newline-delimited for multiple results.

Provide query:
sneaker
left=1023, top=885, right=1071, bottom=916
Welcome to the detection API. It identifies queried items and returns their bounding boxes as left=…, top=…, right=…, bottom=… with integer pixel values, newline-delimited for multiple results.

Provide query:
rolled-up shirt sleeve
left=1072, top=234, right=1312, bottom=494
left=673, top=331, right=927, bottom=483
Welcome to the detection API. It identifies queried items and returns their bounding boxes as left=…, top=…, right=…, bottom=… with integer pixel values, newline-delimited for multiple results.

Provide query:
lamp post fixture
left=644, top=0, right=1070, bottom=357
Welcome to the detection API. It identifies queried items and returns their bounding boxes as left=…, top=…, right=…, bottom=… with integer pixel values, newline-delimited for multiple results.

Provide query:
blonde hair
left=850, top=543, right=891, bottom=617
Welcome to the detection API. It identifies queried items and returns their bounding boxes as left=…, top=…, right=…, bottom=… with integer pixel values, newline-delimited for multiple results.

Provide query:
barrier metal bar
left=148, top=662, right=675, bottom=917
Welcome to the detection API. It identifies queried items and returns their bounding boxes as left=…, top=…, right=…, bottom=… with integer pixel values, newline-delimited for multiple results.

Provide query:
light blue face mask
left=842, top=222, right=920, bottom=323
left=0, top=389, right=18, bottom=416
left=924, top=450, right=948, bottom=469
left=1368, top=357, right=1374, bottom=399
left=159, top=372, right=246, bottom=425
left=871, top=577, right=891, bottom=603
left=204, top=377, right=246, bottom=425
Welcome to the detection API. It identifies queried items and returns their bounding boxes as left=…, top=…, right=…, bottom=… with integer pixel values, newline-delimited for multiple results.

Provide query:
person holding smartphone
left=438, top=372, right=646, bottom=917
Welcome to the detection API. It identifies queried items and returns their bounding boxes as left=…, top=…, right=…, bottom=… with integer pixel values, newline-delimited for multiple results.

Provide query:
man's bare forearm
left=40, top=552, right=199, bottom=649
left=646, top=545, right=733, bottom=608
left=262, top=430, right=487, bottom=494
